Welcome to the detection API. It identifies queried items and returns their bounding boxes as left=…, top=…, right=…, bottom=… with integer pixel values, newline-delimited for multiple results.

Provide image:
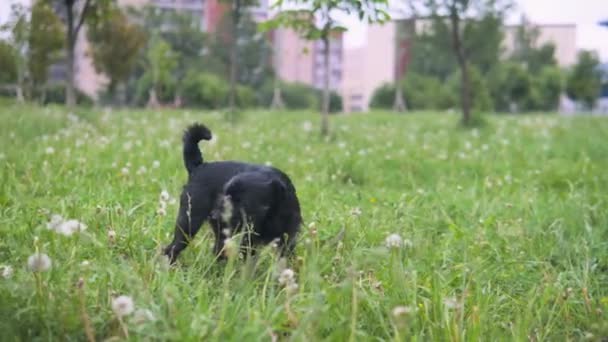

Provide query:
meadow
left=1, top=101, right=607, bottom=341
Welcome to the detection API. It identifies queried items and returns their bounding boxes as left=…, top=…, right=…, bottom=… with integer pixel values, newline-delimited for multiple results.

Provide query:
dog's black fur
left=163, top=123, right=302, bottom=263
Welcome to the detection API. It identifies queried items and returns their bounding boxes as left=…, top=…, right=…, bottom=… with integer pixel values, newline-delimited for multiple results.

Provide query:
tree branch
left=74, top=0, right=92, bottom=36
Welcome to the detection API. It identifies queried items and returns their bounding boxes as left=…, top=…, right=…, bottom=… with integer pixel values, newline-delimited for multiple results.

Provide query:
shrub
left=182, top=72, right=229, bottom=109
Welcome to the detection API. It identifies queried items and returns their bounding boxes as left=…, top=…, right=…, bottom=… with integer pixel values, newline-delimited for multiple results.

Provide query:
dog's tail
left=183, top=123, right=212, bottom=174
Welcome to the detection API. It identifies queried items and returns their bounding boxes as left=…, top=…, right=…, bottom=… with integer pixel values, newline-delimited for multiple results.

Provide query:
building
left=503, top=23, right=577, bottom=67
left=273, top=28, right=344, bottom=92
left=342, top=20, right=411, bottom=112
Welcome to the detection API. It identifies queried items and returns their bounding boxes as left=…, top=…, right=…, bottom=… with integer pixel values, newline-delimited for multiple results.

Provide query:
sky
left=1, top=0, right=607, bottom=61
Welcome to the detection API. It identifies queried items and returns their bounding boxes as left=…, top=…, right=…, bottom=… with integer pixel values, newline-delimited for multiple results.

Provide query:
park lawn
left=1, top=101, right=607, bottom=341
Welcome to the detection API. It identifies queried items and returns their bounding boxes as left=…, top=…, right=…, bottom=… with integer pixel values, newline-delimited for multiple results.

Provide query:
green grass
left=1, top=101, right=608, bottom=341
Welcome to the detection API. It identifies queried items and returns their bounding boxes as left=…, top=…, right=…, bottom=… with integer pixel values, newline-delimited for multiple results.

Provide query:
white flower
left=112, top=295, right=135, bottom=317
left=392, top=306, right=414, bottom=318
left=152, top=160, right=160, bottom=168
left=27, top=253, right=52, bottom=272
left=159, top=190, right=170, bottom=202
left=81, top=260, right=90, bottom=267
left=56, top=219, right=87, bottom=236
left=385, top=233, right=403, bottom=249
left=46, top=214, right=64, bottom=230
left=285, top=282, right=299, bottom=294
left=350, top=207, right=362, bottom=217
left=120, top=167, right=129, bottom=175
left=302, top=121, right=313, bottom=132
left=156, top=207, right=167, bottom=216
left=1, top=265, right=13, bottom=278
left=241, top=141, right=252, bottom=149
left=133, top=308, right=156, bottom=324
left=45, top=147, right=55, bottom=155
left=136, top=166, right=147, bottom=175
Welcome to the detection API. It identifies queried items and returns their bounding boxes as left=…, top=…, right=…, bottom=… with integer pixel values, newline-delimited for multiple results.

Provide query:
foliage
left=181, top=72, right=229, bottom=108
left=447, top=65, right=493, bottom=112
left=566, top=50, right=602, bottom=109
left=87, top=7, right=146, bottom=96
left=2, top=105, right=608, bottom=340
left=0, top=41, right=17, bottom=84
left=28, top=1, right=64, bottom=97
left=369, top=83, right=397, bottom=110
left=146, top=35, right=177, bottom=96
left=510, top=18, right=557, bottom=73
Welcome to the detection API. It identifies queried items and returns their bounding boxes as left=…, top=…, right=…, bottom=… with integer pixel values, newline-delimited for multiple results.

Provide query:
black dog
left=163, top=123, right=302, bottom=263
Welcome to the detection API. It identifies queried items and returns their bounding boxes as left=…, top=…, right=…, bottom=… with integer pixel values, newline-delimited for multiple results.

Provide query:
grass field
left=1, top=101, right=608, bottom=341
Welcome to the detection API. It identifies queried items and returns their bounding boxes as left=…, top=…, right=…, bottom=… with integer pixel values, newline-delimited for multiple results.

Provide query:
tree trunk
left=393, top=82, right=406, bottom=112
left=270, top=78, right=284, bottom=109
left=449, top=9, right=472, bottom=125
left=65, top=2, right=76, bottom=109
left=228, top=0, right=241, bottom=117
left=16, top=71, right=25, bottom=103
left=321, top=35, right=330, bottom=136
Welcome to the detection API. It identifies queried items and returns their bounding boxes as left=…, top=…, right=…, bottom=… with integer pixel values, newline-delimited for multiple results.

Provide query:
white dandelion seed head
left=133, top=308, right=156, bottom=324
left=385, top=233, right=403, bottom=249
left=81, top=260, right=90, bottom=267
left=136, top=166, right=147, bottom=175
left=2, top=265, right=14, bottom=279
left=111, top=295, right=135, bottom=317
left=286, top=282, right=299, bottom=294
left=46, top=214, right=64, bottom=230
left=159, top=190, right=170, bottom=202
left=108, top=230, right=117, bottom=241
left=392, top=306, right=414, bottom=318
left=278, top=268, right=296, bottom=286
left=152, top=160, right=160, bottom=168
left=443, top=297, right=461, bottom=310
left=302, top=121, right=313, bottom=132
left=56, top=219, right=87, bottom=236
left=27, top=253, right=52, bottom=272
left=241, top=141, right=252, bottom=149
left=223, top=237, right=238, bottom=258
left=156, top=207, right=167, bottom=216
left=45, top=147, right=55, bottom=155
left=120, top=167, right=129, bottom=175
left=221, top=228, right=231, bottom=237
left=350, top=207, right=362, bottom=217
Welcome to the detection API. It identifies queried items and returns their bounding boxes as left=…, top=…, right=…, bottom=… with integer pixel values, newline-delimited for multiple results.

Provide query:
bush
left=236, top=85, right=256, bottom=108
left=258, top=81, right=318, bottom=110
left=369, top=83, right=396, bottom=110
left=447, top=66, right=494, bottom=113
left=370, top=74, right=454, bottom=111
left=318, top=90, right=343, bottom=113
left=43, top=83, right=93, bottom=106
left=182, top=72, right=228, bottom=109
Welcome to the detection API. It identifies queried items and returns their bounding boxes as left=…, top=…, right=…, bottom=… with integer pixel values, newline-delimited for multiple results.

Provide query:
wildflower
left=1, top=265, right=13, bottom=279
left=120, top=167, right=129, bottom=175
left=136, top=166, right=147, bottom=175
left=27, top=253, right=52, bottom=272
left=350, top=207, right=362, bottom=217
left=81, top=260, right=90, bottom=267
left=133, top=308, right=156, bottom=324
left=392, top=306, right=414, bottom=318
left=111, top=295, right=135, bottom=317
left=45, top=147, right=55, bottom=155
left=156, top=207, right=167, bottom=216
left=46, top=214, right=64, bottom=230
left=241, top=141, right=252, bottom=149
left=152, top=160, right=160, bottom=168
left=385, top=233, right=403, bottom=249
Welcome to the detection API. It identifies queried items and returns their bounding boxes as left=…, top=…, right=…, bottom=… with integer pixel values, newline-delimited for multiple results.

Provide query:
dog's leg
left=164, top=195, right=207, bottom=263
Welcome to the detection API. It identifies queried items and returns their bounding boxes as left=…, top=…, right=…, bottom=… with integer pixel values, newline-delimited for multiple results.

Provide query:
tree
left=263, top=0, right=390, bottom=136
left=510, top=16, right=557, bottom=72
left=566, top=50, right=602, bottom=110
left=87, top=7, right=146, bottom=104
left=1, top=4, right=29, bottom=102
left=0, top=41, right=18, bottom=85
left=144, top=34, right=177, bottom=107
left=28, top=1, right=64, bottom=102
left=407, top=0, right=512, bottom=125
left=53, top=0, right=110, bottom=108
